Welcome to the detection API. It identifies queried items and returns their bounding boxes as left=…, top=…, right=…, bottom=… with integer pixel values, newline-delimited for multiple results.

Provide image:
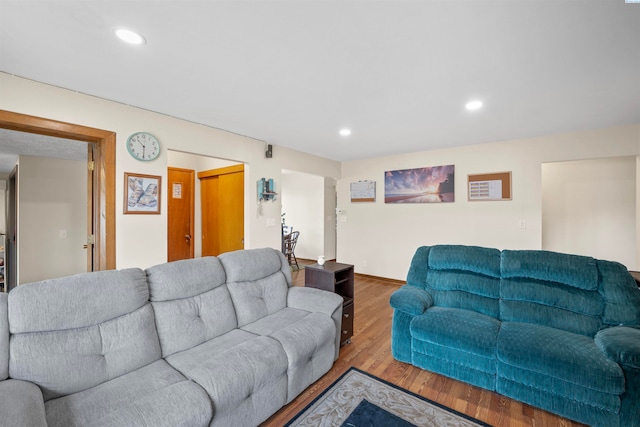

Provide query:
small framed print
left=124, top=172, right=161, bottom=214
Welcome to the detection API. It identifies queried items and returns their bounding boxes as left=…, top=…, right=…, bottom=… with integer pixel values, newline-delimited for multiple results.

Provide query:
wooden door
left=199, top=164, right=244, bottom=256
left=168, top=167, right=195, bottom=261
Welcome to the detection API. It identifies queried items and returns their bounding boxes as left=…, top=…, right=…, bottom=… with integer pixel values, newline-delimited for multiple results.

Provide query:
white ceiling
left=0, top=129, right=87, bottom=174
left=0, top=1, right=639, bottom=162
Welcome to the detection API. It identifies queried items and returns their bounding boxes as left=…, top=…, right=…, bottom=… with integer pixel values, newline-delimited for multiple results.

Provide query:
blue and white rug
left=285, top=368, right=490, bottom=427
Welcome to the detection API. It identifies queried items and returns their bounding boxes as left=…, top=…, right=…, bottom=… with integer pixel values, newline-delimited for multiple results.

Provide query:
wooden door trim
left=0, top=109, right=116, bottom=270
left=197, top=163, right=244, bottom=179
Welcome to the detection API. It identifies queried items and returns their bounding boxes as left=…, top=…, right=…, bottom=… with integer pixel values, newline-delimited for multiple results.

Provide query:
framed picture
left=124, top=172, right=161, bottom=214
left=385, top=165, right=455, bottom=203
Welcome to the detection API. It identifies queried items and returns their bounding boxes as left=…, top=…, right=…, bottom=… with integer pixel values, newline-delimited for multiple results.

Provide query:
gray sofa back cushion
left=8, top=269, right=149, bottom=333
left=220, top=248, right=291, bottom=327
left=147, top=257, right=237, bottom=357
left=7, top=269, right=161, bottom=401
left=0, top=293, right=7, bottom=380
left=146, top=256, right=226, bottom=301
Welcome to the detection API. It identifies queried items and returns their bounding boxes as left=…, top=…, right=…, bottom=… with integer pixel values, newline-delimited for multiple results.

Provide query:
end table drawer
left=341, top=302, right=354, bottom=345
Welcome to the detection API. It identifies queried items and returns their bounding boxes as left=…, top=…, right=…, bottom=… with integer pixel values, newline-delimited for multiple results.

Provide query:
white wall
left=542, top=157, right=636, bottom=268
left=18, top=155, right=87, bottom=283
left=0, top=73, right=341, bottom=269
left=338, top=125, right=640, bottom=280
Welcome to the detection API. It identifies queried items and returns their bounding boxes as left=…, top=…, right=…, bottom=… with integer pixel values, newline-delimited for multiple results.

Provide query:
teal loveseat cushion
left=426, top=246, right=501, bottom=319
left=501, top=250, right=598, bottom=291
left=429, top=245, right=501, bottom=278
left=500, top=250, right=604, bottom=337
left=497, top=322, right=624, bottom=409
left=597, top=259, right=640, bottom=327
left=410, top=307, right=500, bottom=389
left=411, top=307, right=500, bottom=359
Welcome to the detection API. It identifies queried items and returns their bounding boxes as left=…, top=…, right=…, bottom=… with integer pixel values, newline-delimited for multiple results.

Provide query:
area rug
left=285, top=368, right=490, bottom=427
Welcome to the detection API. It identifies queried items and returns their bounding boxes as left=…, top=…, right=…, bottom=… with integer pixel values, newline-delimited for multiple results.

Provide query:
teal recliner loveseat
left=390, top=245, right=640, bottom=427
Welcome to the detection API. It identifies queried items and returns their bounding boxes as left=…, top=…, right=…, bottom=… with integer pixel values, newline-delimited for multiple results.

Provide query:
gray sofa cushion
left=146, top=256, right=226, bottom=301
left=268, top=311, right=337, bottom=402
left=44, top=359, right=212, bottom=427
left=147, top=257, right=238, bottom=357
left=10, top=303, right=161, bottom=401
left=8, top=268, right=149, bottom=333
left=241, top=307, right=338, bottom=402
left=219, top=248, right=291, bottom=286
left=166, top=333, right=288, bottom=427
left=221, top=249, right=291, bottom=327
left=0, top=379, right=47, bottom=426
left=7, top=268, right=161, bottom=401
left=0, top=293, right=7, bottom=380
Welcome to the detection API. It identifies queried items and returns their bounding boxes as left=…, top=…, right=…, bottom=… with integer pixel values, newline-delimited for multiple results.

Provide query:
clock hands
left=127, top=132, right=160, bottom=161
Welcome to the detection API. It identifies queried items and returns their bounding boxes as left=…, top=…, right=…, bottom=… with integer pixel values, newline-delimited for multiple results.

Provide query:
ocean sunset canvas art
left=385, top=165, right=455, bottom=203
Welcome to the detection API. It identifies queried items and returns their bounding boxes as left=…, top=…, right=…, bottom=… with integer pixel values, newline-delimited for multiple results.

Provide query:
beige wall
left=338, top=125, right=640, bottom=279
left=18, top=156, right=87, bottom=283
left=542, top=157, right=635, bottom=267
left=0, top=73, right=341, bottom=270
left=3, top=72, right=639, bottom=279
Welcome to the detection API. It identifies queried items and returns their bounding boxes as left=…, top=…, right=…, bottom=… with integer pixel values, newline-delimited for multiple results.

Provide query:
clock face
left=126, top=132, right=160, bottom=161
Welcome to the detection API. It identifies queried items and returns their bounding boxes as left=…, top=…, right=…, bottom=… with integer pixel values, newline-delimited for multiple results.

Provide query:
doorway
left=280, top=170, right=337, bottom=261
left=541, top=156, right=636, bottom=269
left=0, top=110, right=116, bottom=277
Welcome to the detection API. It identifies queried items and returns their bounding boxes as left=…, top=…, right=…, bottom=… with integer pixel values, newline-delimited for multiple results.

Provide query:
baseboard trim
left=354, top=272, right=405, bottom=285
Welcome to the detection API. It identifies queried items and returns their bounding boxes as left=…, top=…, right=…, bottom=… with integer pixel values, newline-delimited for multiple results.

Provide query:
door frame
left=0, top=109, right=116, bottom=270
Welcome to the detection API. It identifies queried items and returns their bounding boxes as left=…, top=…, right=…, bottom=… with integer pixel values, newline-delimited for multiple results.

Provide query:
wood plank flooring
left=260, top=264, right=585, bottom=427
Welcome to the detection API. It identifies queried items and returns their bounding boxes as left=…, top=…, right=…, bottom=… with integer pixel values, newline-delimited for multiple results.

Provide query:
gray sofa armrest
left=287, top=287, right=344, bottom=360
left=0, top=379, right=47, bottom=426
left=287, top=286, right=343, bottom=316
left=595, top=326, right=640, bottom=368
left=390, top=285, right=433, bottom=315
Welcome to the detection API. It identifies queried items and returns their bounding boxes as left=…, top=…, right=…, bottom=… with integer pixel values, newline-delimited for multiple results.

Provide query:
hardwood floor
left=260, top=264, right=585, bottom=427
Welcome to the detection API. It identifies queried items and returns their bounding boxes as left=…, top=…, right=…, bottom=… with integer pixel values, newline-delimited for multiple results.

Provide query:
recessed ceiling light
left=114, top=28, right=146, bottom=45
left=339, top=128, right=352, bottom=137
left=465, top=100, right=483, bottom=111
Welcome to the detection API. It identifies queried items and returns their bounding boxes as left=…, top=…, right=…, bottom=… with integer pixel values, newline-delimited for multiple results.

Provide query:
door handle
left=185, top=235, right=191, bottom=242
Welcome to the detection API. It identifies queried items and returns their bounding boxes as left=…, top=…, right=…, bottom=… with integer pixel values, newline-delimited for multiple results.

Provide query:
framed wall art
left=385, top=165, right=455, bottom=203
left=124, top=172, right=161, bottom=214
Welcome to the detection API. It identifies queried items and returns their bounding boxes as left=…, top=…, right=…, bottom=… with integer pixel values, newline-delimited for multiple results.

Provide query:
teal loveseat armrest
left=595, top=326, right=640, bottom=369
left=595, top=326, right=640, bottom=427
left=390, top=285, right=433, bottom=315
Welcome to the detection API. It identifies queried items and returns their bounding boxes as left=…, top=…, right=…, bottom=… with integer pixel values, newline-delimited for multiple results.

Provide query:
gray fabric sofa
left=0, top=248, right=343, bottom=427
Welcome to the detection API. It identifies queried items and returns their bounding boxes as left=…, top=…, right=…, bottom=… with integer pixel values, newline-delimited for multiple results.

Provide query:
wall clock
left=126, top=132, right=160, bottom=161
